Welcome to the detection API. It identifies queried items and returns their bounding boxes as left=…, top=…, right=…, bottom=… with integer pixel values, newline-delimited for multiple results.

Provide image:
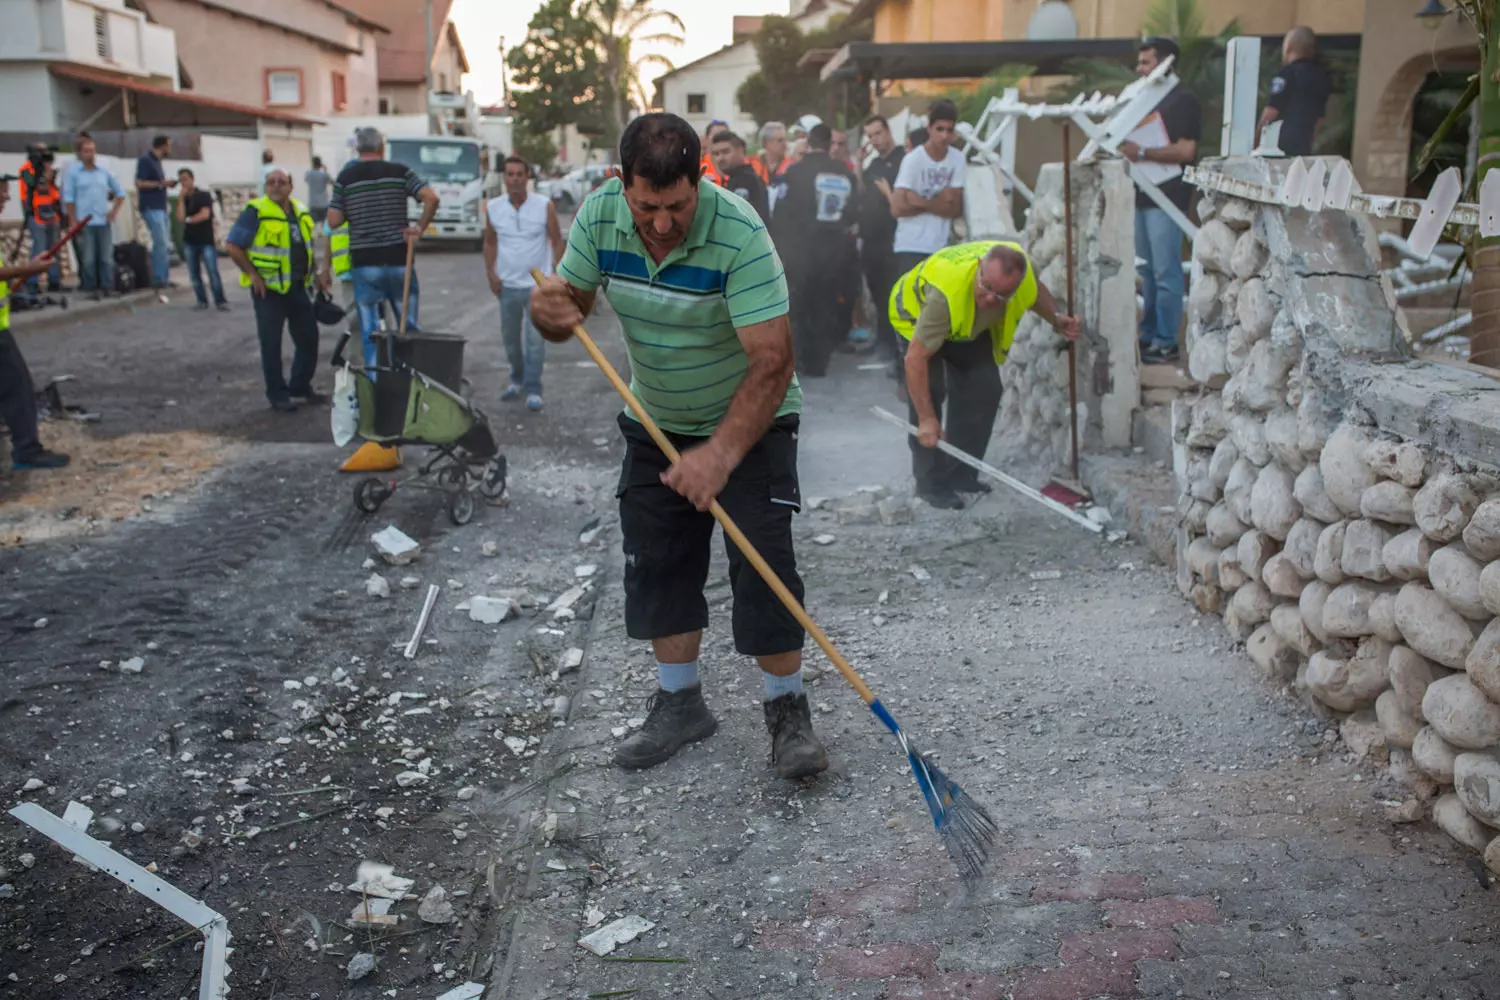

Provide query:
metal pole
left=1062, top=122, right=1079, bottom=483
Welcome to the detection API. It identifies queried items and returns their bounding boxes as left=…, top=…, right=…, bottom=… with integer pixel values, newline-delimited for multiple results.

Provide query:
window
left=93, top=11, right=111, bottom=60
left=438, top=72, right=448, bottom=92
left=331, top=71, right=348, bottom=111
left=379, top=97, right=390, bottom=114
left=686, top=93, right=707, bottom=114
left=265, top=69, right=303, bottom=107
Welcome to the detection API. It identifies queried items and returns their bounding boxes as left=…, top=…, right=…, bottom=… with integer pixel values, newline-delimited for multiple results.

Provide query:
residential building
left=137, top=0, right=388, bottom=119
left=654, top=0, right=854, bottom=142
left=340, top=0, right=469, bottom=116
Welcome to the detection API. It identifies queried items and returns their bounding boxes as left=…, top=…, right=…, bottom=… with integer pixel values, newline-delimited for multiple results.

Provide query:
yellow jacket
left=889, top=240, right=1038, bottom=365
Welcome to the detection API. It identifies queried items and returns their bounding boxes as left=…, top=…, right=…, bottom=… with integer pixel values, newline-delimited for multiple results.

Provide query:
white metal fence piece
left=1221, top=36, right=1262, bottom=156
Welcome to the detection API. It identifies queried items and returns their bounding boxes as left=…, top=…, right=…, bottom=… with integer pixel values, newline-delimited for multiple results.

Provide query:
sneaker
left=500, top=384, right=523, bottom=402
left=526, top=393, right=544, bottom=412
left=270, top=399, right=299, bottom=413
left=613, top=685, right=719, bottom=771
left=215, top=302, right=230, bottom=312
left=763, top=692, right=829, bottom=779
left=917, top=486, right=965, bottom=510
left=1143, top=343, right=1180, bottom=364
left=292, top=390, right=329, bottom=405
left=12, top=450, right=70, bottom=470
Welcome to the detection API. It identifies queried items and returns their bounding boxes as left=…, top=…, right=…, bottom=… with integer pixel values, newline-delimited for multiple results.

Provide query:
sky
left=450, top=0, right=795, bottom=106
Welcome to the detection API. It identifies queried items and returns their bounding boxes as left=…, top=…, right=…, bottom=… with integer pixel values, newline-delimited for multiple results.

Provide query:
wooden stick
left=398, top=235, right=416, bottom=334
left=1062, top=123, right=1079, bottom=483
left=530, top=271, right=877, bottom=706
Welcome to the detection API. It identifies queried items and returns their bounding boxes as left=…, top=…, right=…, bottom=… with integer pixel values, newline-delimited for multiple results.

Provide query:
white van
left=387, top=135, right=488, bottom=249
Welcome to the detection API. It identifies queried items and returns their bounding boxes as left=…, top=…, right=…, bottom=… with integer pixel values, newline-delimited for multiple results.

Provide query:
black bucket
left=375, top=331, right=466, bottom=392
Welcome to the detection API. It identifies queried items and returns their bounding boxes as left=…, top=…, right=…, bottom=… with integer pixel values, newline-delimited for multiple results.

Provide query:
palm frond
left=633, top=31, right=685, bottom=47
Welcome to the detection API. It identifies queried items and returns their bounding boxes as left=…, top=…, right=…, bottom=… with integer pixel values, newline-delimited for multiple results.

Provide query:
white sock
left=762, top=669, right=803, bottom=701
left=657, top=660, right=700, bottom=692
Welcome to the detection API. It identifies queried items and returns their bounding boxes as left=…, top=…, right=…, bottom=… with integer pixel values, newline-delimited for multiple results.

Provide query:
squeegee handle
left=532, top=269, right=877, bottom=706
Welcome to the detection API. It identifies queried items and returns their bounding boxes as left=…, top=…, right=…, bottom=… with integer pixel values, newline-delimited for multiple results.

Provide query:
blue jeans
left=499, top=285, right=545, bottom=395
left=184, top=243, right=226, bottom=305
left=143, top=208, right=171, bottom=286
left=352, top=265, right=420, bottom=366
left=76, top=224, right=114, bottom=292
left=1135, top=207, right=1186, bottom=350
left=26, top=221, right=61, bottom=293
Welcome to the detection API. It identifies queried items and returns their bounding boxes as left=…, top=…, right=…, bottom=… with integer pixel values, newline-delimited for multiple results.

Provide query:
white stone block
left=1296, top=387, right=1336, bottom=459
left=1383, top=529, right=1436, bottom=582
left=1300, top=580, right=1334, bottom=645
left=1184, top=395, right=1229, bottom=448
left=1188, top=330, right=1229, bottom=387
left=1365, top=439, right=1427, bottom=488
left=1263, top=409, right=1304, bottom=472
left=1434, top=793, right=1494, bottom=851
left=1429, top=543, right=1490, bottom=621
left=1341, top=519, right=1395, bottom=582
left=1390, top=645, right=1447, bottom=721
left=1235, top=277, right=1274, bottom=343
left=1377, top=689, right=1423, bottom=749
left=1369, top=592, right=1403, bottom=644
left=1414, top=726, right=1461, bottom=783
left=1342, top=709, right=1388, bottom=760
left=1282, top=518, right=1323, bottom=578
left=1323, top=580, right=1384, bottom=638
left=1423, top=673, right=1500, bottom=749
left=1186, top=536, right=1222, bottom=584
left=1225, top=581, right=1275, bottom=635
left=1314, top=521, right=1347, bottom=585
left=1414, top=472, right=1483, bottom=543
left=1208, top=439, right=1239, bottom=491
left=1218, top=546, right=1249, bottom=590
left=1225, top=323, right=1251, bottom=373
left=1192, top=218, right=1238, bottom=274
left=1320, top=423, right=1378, bottom=518
left=1205, top=503, right=1249, bottom=548
left=1293, top=465, right=1342, bottom=524
left=1188, top=270, right=1221, bottom=325
left=1396, top=582, right=1479, bottom=668
left=1219, top=198, right=1257, bottom=229
left=1247, top=622, right=1300, bottom=682
left=1306, top=639, right=1388, bottom=712
left=1230, top=228, right=1269, bottom=280
left=1465, top=618, right=1500, bottom=705
left=1225, top=457, right=1257, bottom=524
left=1360, top=481, right=1417, bottom=526
left=1229, top=340, right=1295, bottom=413
left=1262, top=553, right=1306, bottom=598
left=1453, top=750, right=1500, bottom=828
left=1463, top=499, right=1500, bottom=563
left=1237, top=530, right=1279, bottom=580
left=1272, top=602, right=1321, bottom=656
left=1250, top=464, right=1300, bottom=540
left=1230, top=413, right=1270, bottom=466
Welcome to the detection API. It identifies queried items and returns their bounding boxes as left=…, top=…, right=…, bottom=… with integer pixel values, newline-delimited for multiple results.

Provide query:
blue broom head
left=906, top=744, right=999, bottom=889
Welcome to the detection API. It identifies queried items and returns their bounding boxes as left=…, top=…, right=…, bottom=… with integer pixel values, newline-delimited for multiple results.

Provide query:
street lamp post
left=1415, top=0, right=1452, bottom=30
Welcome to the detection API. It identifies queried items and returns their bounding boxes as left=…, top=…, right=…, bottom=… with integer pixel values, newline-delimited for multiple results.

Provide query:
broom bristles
left=906, top=745, right=999, bottom=888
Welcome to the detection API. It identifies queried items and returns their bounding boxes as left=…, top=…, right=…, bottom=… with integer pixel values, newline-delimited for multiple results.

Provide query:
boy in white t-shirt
left=889, top=99, right=965, bottom=275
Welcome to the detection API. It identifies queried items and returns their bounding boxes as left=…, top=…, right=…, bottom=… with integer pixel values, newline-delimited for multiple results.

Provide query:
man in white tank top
left=483, top=157, right=564, bottom=411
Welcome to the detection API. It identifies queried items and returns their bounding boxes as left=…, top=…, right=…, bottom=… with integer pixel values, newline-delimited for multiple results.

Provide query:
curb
left=10, top=290, right=165, bottom=335
left=1079, top=451, right=1178, bottom=569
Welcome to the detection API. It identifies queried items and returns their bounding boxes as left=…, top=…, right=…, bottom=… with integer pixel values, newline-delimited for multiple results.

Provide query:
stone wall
left=999, top=160, right=1138, bottom=471
left=1174, top=156, right=1500, bottom=871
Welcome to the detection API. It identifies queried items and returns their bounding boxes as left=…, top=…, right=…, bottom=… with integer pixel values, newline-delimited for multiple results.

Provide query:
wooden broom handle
left=398, top=236, right=416, bottom=334
left=531, top=270, right=877, bottom=705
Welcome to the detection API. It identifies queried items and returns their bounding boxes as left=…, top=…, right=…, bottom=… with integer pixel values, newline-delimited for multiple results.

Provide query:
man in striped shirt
left=531, top=112, right=828, bottom=781
left=326, top=127, right=440, bottom=365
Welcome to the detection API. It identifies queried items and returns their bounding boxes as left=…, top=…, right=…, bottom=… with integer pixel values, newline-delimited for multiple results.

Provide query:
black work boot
left=612, top=685, right=718, bottom=771
left=764, top=693, right=830, bottom=779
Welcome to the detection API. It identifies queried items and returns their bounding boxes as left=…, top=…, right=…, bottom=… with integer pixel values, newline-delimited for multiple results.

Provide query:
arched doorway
left=1358, top=46, right=1477, bottom=198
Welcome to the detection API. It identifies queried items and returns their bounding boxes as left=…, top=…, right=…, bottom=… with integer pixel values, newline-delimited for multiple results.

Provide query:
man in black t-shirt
left=1119, top=36, right=1201, bottom=364
left=1259, top=26, right=1331, bottom=157
left=709, top=131, right=770, bottom=224
left=772, top=124, right=857, bottom=378
left=858, top=114, right=905, bottom=373
left=175, top=168, right=227, bottom=310
left=326, top=127, right=440, bottom=366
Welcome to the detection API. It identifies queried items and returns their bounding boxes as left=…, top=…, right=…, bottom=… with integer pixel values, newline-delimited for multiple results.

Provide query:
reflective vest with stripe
left=889, top=240, right=1038, bottom=366
left=701, top=153, right=725, bottom=187
left=328, top=222, right=351, bottom=278
left=0, top=280, right=9, bottom=331
left=240, top=197, right=316, bottom=293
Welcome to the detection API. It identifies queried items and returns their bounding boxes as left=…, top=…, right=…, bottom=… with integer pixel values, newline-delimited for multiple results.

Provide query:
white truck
left=386, top=135, right=490, bottom=250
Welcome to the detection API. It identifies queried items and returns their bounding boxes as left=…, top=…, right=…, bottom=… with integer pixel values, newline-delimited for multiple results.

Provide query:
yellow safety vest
left=328, top=222, right=350, bottom=278
left=240, top=196, right=316, bottom=293
left=0, top=280, right=9, bottom=331
left=889, top=240, right=1038, bottom=365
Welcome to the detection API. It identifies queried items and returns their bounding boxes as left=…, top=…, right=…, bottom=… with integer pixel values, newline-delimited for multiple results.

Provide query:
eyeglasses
left=977, top=275, right=1012, bottom=302
left=265, top=177, right=291, bottom=186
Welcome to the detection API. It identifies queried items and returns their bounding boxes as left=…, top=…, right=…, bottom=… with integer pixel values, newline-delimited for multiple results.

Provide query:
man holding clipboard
left=1117, top=37, right=1201, bottom=365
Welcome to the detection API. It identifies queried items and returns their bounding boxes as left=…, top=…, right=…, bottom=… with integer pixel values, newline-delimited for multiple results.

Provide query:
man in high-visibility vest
left=699, top=120, right=729, bottom=187
left=224, top=167, right=329, bottom=413
left=0, top=175, right=70, bottom=469
left=891, top=241, right=1078, bottom=510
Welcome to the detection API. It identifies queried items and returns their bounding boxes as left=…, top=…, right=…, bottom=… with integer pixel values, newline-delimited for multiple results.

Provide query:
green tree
left=506, top=0, right=606, bottom=152
left=513, top=129, right=559, bottom=171
left=589, top=0, right=687, bottom=143
left=737, top=15, right=872, bottom=133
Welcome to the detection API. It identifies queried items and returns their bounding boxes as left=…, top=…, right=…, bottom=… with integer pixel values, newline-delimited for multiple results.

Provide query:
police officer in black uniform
left=771, top=123, right=856, bottom=377
left=1258, top=26, right=1331, bottom=157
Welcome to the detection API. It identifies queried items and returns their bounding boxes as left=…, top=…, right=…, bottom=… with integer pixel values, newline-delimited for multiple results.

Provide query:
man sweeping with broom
left=893, top=241, right=1080, bottom=510
left=529, top=112, right=829, bottom=781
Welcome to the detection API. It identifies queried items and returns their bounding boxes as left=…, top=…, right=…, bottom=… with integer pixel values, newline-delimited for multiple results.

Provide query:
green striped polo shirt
left=557, top=176, right=800, bottom=436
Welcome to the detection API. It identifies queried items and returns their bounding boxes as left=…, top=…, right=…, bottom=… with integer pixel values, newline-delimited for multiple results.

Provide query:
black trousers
left=788, top=243, right=846, bottom=377
left=907, top=329, right=1002, bottom=493
left=0, top=330, right=42, bottom=461
left=861, top=244, right=900, bottom=362
left=251, top=285, right=319, bottom=404
left=616, top=413, right=805, bottom=657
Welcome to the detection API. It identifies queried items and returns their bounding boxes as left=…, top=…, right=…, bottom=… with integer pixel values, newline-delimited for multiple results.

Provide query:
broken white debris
left=502, top=736, right=528, bottom=756
left=418, top=884, right=456, bottom=924
left=365, top=574, right=391, bottom=599
left=804, top=496, right=830, bottom=511
left=548, top=586, right=587, bottom=617
left=578, top=915, right=656, bottom=956
left=395, top=770, right=429, bottom=787
left=456, top=787, right=477, bottom=801
left=435, top=983, right=485, bottom=1000
left=118, top=656, right=145, bottom=674
left=1029, top=570, right=1063, bottom=581
left=482, top=540, right=498, bottom=557
left=346, top=952, right=376, bottom=981
left=579, top=520, right=606, bottom=545
left=21, top=778, right=44, bottom=792
left=9, top=803, right=232, bottom=1000
left=468, top=595, right=518, bottom=624
left=585, top=906, right=606, bottom=928
left=910, top=565, right=932, bottom=582
left=19, top=853, right=36, bottom=869
left=400, top=575, right=421, bottom=589
left=559, top=647, right=585, bottom=674
left=347, top=861, right=415, bottom=900
left=283, top=679, right=304, bottom=691
left=812, top=534, right=836, bottom=546
left=350, top=897, right=397, bottom=927
left=575, top=563, right=598, bottom=578
left=32, top=618, right=47, bottom=629
left=1085, top=505, right=1113, bottom=525
left=371, top=525, right=420, bottom=565
left=404, top=584, right=440, bottom=660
